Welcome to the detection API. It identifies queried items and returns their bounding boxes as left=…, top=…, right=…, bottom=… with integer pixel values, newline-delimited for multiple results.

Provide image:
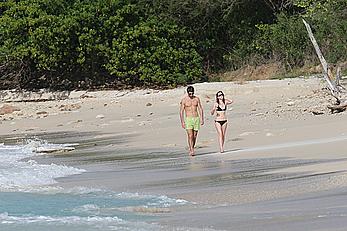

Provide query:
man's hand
left=200, top=120, right=204, bottom=126
left=181, top=122, right=185, bottom=129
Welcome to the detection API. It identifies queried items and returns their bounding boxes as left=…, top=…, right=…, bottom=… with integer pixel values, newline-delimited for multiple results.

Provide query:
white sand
left=1, top=76, right=347, bottom=230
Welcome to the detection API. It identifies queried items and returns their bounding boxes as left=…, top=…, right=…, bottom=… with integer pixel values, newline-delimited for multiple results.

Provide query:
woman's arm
left=225, top=98, right=233, bottom=105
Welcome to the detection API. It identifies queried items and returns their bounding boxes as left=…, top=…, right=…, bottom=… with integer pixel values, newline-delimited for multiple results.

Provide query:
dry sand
left=1, top=76, right=347, bottom=230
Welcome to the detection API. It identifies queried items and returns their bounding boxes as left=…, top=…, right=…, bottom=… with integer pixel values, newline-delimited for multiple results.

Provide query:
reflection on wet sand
left=6, top=132, right=347, bottom=231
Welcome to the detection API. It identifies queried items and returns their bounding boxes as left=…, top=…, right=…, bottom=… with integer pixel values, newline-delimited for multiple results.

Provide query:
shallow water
left=2, top=132, right=347, bottom=231
left=0, top=189, right=186, bottom=231
left=0, top=140, right=187, bottom=231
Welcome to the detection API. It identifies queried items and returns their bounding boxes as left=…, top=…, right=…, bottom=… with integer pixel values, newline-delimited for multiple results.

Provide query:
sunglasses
left=217, top=94, right=223, bottom=97
left=188, top=91, right=194, bottom=95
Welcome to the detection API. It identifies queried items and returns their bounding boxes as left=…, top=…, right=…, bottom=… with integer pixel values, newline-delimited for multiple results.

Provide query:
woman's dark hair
left=216, top=91, right=225, bottom=104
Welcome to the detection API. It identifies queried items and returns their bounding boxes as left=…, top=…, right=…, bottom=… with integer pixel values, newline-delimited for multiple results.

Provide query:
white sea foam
left=52, top=186, right=189, bottom=207
left=0, top=139, right=85, bottom=192
left=72, top=204, right=101, bottom=214
left=0, top=140, right=195, bottom=231
left=0, top=212, right=165, bottom=231
left=117, top=191, right=188, bottom=206
left=0, top=212, right=124, bottom=225
left=5, top=185, right=188, bottom=207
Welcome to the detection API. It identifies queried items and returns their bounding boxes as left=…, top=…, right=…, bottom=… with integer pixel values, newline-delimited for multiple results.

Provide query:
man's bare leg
left=192, top=131, right=198, bottom=155
left=186, top=129, right=195, bottom=156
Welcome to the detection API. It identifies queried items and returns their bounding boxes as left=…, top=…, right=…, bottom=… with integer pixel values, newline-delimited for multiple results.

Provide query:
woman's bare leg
left=214, top=122, right=223, bottom=153
left=221, top=123, right=228, bottom=152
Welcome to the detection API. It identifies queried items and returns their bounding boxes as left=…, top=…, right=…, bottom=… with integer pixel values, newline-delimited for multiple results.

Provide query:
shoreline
left=2, top=77, right=347, bottom=230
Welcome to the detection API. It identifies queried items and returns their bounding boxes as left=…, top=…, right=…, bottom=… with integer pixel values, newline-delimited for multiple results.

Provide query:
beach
left=1, top=76, right=347, bottom=230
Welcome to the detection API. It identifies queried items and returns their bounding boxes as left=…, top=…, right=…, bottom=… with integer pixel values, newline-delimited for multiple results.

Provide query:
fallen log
left=327, top=101, right=347, bottom=113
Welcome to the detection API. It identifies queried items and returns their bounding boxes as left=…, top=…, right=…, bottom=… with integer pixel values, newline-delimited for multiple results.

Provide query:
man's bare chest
left=185, top=99, right=198, bottom=107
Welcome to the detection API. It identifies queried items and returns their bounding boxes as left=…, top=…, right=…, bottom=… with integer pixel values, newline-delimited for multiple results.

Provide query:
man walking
left=179, top=86, right=204, bottom=156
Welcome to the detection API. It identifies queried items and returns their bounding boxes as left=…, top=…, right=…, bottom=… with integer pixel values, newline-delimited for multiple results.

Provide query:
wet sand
left=1, top=77, right=347, bottom=230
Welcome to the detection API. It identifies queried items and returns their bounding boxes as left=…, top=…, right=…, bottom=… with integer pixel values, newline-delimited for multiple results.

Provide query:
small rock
left=80, top=94, right=95, bottom=99
left=311, top=110, right=324, bottom=115
left=0, top=104, right=20, bottom=115
left=96, top=114, right=105, bottom=119
left=13, top=111, right=23, bottom=116
left=239, top=131, right=257, bottom=137
left=59, top=104, right=81, bottom=111
left=36, top=111, right=48, bottom=115
left=255, top=113, right=264, bottom=116
left=146, top=103, right=152, bottom=106
left=25, top=128, right=36, bottom=131
left=138, top=121, right=146, bottom=126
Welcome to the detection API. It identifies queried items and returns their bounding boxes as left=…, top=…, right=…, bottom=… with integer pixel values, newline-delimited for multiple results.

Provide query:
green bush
left=254, top=13, right=310, bottom=69
left=105, top=17, right=202, bottom=86
left=308, top=0, right=347, bottom=63
left=225, top=0, right=347, bottom=71
left=0, top=0, right=203, bottom=90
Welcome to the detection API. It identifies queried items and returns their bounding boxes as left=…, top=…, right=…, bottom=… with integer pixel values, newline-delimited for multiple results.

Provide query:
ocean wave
left=0, top=212, right=168, bottom=231
left=0, top=139, right=85, bottom=192
left=35, top=186, right=189, bottom=207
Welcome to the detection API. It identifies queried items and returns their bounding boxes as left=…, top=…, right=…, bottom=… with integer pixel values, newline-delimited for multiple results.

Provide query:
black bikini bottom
left=215, top=120, right=227, bottom=126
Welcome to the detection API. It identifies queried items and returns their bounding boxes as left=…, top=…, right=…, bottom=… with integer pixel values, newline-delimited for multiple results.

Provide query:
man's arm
left=179, top=99, right=185, bottom=129
left=198, top=97, right=204, bottom=125
left=210, top=102, right=217, bottom=115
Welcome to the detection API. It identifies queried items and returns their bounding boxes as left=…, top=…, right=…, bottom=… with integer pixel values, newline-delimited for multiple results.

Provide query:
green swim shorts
left=185, top=117, right=200, bottom=131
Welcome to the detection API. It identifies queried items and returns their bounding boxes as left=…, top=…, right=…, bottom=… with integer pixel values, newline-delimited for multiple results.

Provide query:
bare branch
left=302, top=19, right=338, bottom=95
left=264, top=0, right=293, bottom=12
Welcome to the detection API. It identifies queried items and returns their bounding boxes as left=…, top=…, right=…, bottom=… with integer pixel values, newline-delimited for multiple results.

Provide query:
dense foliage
left=0, top=0, right=346, bottom=90
left=246, top=0, right=347, bottom=70
left=0, top=0, right=203, bottom=89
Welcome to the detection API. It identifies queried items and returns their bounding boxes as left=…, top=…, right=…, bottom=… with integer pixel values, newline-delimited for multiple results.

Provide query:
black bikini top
left=216, top=104, right=227, bottom=111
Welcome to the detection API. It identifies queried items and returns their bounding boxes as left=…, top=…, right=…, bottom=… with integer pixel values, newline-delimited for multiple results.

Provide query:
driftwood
left=0, top=89, right=70, bottom=103
left=303, top=19, right=347, bottom=113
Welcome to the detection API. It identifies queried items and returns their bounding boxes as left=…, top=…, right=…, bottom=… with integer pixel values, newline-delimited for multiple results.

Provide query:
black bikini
left=216, top=104, right=227, bottom=111
left=215, top=104, right=227, bottom=126
left=215, top=120, right=227, bottom=126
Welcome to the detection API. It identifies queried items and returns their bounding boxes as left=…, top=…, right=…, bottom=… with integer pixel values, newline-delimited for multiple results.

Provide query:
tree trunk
left=303, top=19, right=347, bottom=113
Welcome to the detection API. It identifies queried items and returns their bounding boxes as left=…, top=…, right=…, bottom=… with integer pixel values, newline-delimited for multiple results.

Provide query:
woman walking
left=210, top=91, right=233, bottom=153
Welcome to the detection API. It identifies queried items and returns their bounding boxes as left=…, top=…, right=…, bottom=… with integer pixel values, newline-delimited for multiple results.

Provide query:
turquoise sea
left=0, top=140, right=187, bottom=231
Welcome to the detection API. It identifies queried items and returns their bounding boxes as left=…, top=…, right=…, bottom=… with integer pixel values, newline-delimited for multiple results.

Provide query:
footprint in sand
left=162, top=143, right=177, bottom=147
left=239, top=131, right=258, bottom=137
